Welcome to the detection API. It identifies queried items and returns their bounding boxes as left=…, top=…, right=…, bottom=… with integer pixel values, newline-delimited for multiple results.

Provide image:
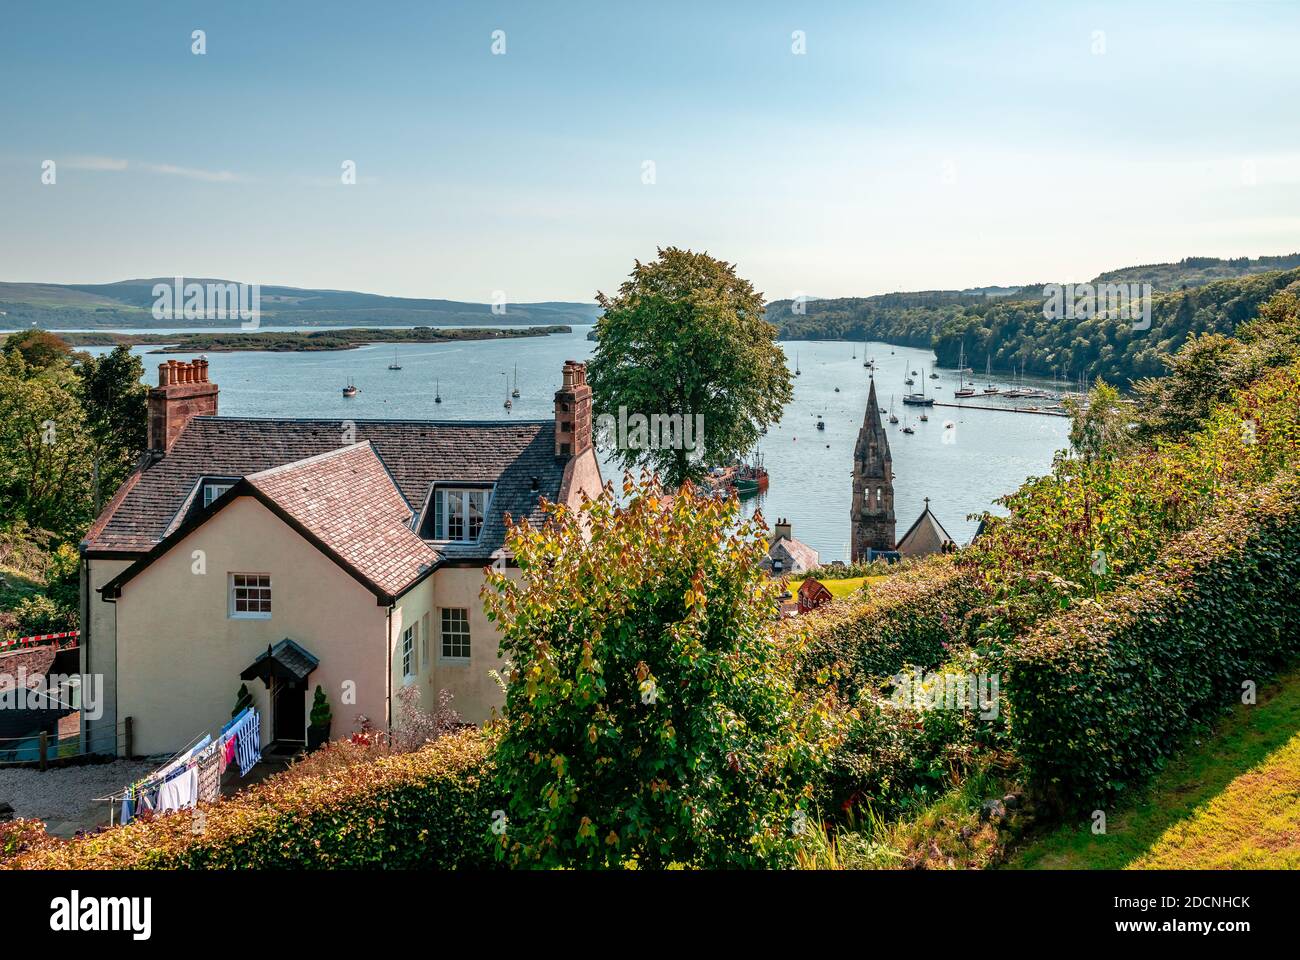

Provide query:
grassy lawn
left=1009, top=664, right=1300, bottom=869
left=788, top=576, right=884, bottom=599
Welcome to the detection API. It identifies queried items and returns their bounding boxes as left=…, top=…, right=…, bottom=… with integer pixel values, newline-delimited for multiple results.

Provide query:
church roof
left=897, top=500, right=955, bottom=557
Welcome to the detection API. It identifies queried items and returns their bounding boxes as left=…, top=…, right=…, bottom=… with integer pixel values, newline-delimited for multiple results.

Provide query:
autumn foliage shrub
left=3, top=729, right=497, bottom=869
left=792, top=557, right=980, bottom=700
left=1006, top=468, right=1300, bottom=811
left=482, top=475, right=840, bottom=869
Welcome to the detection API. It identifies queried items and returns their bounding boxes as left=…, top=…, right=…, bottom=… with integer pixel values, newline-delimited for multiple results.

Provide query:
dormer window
left=203, top=482, right=234, bottom=508
left=428, top=487, right=490, bottom=542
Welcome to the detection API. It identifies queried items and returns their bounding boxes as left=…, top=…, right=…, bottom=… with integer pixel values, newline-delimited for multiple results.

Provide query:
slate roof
left=245, top=443, right=439, bottom=597
left=241, top=638, right=321, bottom=684
left=897, top=503, right=955, bottom=558
left=84, top=416, right=563, bottom=562
left=764, top=536, right=820, bottom=575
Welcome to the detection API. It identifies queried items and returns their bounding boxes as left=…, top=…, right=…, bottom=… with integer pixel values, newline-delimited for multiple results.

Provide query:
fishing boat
left=342, top=378, right=358, bottom=398
left=388, top=348, right=402, bottom=371
left=732, top=454, right=769, bottom=497
left=434, top=378, right=442, bottom=404
left=511, top=364, right=520, bottom=398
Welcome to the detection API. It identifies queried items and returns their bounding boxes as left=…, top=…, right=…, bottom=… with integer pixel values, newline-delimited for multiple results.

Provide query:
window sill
left=437, top=657, right=471, bottom=667
left=230, top=613, right=272, bottom=621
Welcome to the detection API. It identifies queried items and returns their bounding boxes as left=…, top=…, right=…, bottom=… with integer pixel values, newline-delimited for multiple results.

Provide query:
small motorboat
left=905, top=377, right=914, bottom=386
left=816, top=418, right=826, bottom=431
left=342, top=379, right=358, bottom=398
left=834, top=386, right=840, bottom=392
left=929, top=372, right=939, bottom=379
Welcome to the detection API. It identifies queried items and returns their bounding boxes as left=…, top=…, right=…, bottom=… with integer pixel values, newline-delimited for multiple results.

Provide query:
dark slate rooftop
left=84, top=416, right=563, bottom=561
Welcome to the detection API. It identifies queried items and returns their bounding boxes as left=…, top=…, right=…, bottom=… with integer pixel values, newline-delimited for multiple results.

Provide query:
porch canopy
left=240, top=638, right=319, bottom=686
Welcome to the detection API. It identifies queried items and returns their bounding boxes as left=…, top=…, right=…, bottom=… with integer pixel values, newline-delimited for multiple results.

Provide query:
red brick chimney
left=148, top=357, right=218, bottom=453
left=553, top=359, right=592, bottom=459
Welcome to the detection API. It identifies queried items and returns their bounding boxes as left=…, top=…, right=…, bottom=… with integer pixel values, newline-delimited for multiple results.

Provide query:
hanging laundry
left=120, top=793, right=135, bottom=826
left=157, top=765, right=198, bottom=814
left=231, top=709, right=262, bottom=776
left=197, top=749, right=222, bottom=803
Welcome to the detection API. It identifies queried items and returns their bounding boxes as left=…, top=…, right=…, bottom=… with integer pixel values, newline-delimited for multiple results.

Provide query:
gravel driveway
left=0, top=760, right=155, bottom=836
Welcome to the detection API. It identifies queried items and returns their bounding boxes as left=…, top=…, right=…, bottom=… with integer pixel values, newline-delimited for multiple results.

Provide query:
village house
left=760, top=518, right=819, bottom=576
left=78, top=358, right=601, bottom=757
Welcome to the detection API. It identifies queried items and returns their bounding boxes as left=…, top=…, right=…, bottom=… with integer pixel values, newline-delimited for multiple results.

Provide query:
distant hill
left=768, top=254, right=1300, bottom=386
left=1093, top=254, right=1300, bottom=290
left=0, top=278, right=602, bottom=329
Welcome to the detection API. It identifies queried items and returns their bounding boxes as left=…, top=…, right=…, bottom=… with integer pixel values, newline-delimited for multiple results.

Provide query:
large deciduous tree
left=0, top=352, right=95, bottom=537
left=77, top=345, right=148, bottom=509
left=587, top=248, right=792, bottom=487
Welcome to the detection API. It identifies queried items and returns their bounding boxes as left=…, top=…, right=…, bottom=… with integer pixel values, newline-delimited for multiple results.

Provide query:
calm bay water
left=81, top=328, right=1069, bottom=562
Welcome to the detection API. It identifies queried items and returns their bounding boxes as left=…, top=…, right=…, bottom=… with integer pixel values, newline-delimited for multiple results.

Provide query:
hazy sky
left=2, top=0, right=1298, bottom=302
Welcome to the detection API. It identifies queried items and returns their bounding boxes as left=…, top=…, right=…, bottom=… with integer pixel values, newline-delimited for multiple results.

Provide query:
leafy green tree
left=482, top=475, right=835, bottom=868
left=588, top=248, right=792, bottom=487
left=0, top=353, right=95, bottom=538
left=77, top=345, right=148, bottom=509
left=1, top=330, right=72, bottom=370
left=1065, top=379, right=1135, bottom=462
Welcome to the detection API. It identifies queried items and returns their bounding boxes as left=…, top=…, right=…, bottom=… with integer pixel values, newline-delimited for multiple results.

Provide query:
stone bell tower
left=851, top=376, right=896, bottom=559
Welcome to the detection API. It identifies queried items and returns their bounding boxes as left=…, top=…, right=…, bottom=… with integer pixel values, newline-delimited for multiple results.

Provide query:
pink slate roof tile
left=245, top=442, right=439, bottom=597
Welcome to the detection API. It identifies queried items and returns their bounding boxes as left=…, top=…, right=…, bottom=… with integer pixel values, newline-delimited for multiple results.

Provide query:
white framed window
left=421, top=612, right=430, bottom=668
left=203, top=482, right=234, bottom=508
left=402, top=624, right=417, bottom=681
left=440, top=608, right=471, bottom=662
left=229, top=573, right=272, bottom=619
left=431, top=488, right=489, bottom=542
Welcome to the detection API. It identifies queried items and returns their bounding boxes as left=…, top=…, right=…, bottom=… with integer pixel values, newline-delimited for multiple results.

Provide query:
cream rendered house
left=80, top=358, right=600, bottom=756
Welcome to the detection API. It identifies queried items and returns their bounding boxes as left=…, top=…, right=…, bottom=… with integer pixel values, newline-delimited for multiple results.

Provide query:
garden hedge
left=3, top=729, right=498, bottom=869
left=792, top=557, right=981, bottom=699
left=1006, top=468, right=1300, bottom=811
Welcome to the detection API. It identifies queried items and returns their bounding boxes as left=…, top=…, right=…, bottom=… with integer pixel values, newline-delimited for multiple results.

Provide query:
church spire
left=851, top=374, right=896, bottom=559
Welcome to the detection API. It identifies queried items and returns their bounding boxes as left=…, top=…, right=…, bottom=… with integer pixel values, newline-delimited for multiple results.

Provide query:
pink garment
left=223, top=735, right=236, bottom=767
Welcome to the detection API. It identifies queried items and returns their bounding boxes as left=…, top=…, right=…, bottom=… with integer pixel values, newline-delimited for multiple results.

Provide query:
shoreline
left=53, top=325, right=572, bottom=353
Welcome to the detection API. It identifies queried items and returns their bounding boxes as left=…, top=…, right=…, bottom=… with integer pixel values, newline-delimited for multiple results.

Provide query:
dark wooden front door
left=272, top=678, right=306, bottom=742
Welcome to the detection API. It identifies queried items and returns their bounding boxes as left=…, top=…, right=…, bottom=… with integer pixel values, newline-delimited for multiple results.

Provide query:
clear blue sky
left=2, top=0, right=1298, bottom=302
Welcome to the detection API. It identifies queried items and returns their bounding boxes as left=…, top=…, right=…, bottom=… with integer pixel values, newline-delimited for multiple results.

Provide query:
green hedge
left=1006, top=469, right=1300, bottom=811
left=4, top=730, right=499, bottom=870
left=793, top=557, right=980, bottom=700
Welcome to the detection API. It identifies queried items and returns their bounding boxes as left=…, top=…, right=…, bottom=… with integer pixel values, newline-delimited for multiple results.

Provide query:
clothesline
left=96, top=706, right=262, bottom=825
